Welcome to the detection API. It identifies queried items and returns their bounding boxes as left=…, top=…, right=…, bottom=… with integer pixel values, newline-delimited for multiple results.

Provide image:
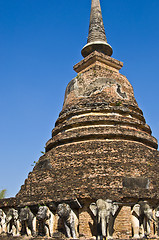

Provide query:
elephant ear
left=112, top=203, right=119, bottom=216
left=132, top=204, right=140, bottom=217
left=90, top=203, right=97, bottom=216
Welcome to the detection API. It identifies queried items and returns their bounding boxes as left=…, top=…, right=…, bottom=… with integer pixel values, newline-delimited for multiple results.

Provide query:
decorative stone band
left=56, top=107, right=149, bottom=130
left=58, top=104, right=146, bottom=124
left=81, top=41, right=113, bottom=58
left=52, top=115, right=152, bottom=138
left=46, top=125, right=158, bottom=152
left=74, top=51, right=123, bottom=73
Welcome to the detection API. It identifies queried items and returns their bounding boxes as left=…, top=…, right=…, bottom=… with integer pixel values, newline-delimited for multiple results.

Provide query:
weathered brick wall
left=16, top=140, right=159, bottom=205
left=114, top=206, right=132, bottom=238
left=79, top=199, right=95, bottom=238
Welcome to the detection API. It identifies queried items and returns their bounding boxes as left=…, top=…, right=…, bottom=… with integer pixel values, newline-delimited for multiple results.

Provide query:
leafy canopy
left=0, top=189, right=6, bottom=199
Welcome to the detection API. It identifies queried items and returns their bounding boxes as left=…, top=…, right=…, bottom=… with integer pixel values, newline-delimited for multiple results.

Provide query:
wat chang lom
left=0, top=0, right=159, bottom=239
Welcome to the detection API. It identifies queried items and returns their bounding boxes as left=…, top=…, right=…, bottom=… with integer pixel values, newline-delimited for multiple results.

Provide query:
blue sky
left=0, top=0, right=159, bottom=198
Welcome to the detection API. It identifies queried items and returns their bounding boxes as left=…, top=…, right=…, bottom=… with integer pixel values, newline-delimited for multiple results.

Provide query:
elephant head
left=138, top=201, right=155, bottom=222
left=19, top=207, right=34, bottom=222
left=37, top=206, right=51, bottom=221
left=6, top=208, right=18, bottom=224
left=90, top=199, right=119, bottom=239
left=57, top=203, right=71, bottom=220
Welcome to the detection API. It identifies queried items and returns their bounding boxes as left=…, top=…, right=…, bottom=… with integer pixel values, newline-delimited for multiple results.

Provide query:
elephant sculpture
left=0, top=209, right=6, bottom=234
left=36, top=206, right=54, bottom=237
left=90, top=199, right=119, bottom=240
left=153, top=206, right=159, bottom=236
left=19, top=207, right=36, bottom=237
left=57, top=203, right=78, bottom=239
left=6, top=208, right=19, bottom=236
left=131, top=200, right=155, bottom=238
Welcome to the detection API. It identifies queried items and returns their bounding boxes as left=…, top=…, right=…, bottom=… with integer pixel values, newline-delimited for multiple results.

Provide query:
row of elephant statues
left=0, top=200, right=159, bottom=239
left=90, top=199, right=159, bottom=239
left=0, top=203, right=78, bottom=238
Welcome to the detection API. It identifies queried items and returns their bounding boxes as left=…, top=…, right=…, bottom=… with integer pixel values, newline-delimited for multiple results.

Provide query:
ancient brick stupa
left=1, top=0, right=159, bottom=239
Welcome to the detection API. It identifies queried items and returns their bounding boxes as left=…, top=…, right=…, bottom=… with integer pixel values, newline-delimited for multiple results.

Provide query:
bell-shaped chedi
left=16, top=0, right=159, bottom=207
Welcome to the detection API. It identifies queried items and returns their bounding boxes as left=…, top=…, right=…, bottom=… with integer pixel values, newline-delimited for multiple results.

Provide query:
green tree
left=0, top=189, right=6, bottom=199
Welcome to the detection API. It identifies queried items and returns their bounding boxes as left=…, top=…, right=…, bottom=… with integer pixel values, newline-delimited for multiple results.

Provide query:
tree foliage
left=0, top=189, right=6, bottom=199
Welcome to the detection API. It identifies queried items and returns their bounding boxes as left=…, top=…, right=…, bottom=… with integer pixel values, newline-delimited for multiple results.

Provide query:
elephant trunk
left=101, top=218, right=106, bottom=237
left=145, top=210, right=156, bottom=223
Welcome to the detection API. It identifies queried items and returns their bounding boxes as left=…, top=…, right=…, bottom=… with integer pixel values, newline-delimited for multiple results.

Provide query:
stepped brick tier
left=1, top=0, right=159, bottom=239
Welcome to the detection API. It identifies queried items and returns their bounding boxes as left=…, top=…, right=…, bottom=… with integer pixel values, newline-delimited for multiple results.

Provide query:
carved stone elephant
left=36, top=206, right=54, bottom=237
left=153, top=206, right=159, bottom=236
left=6, top=208, right=19, bottom=236
left=0, top=209, right=6, bottom=234
left=57, top=203, right=78, bottom=239
left=19, top=207, right=36, bottom=237
left=131, top=201, right=154, bottom=238
left=90, top=199, right=119, bottom=240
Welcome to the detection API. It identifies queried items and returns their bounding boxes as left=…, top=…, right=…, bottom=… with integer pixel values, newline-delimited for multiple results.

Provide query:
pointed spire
left=81, top=0, right=113, bottom=58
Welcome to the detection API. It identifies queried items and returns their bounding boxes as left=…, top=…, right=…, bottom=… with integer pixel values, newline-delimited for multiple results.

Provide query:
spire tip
left=81, top=0, right=113, bottom=58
